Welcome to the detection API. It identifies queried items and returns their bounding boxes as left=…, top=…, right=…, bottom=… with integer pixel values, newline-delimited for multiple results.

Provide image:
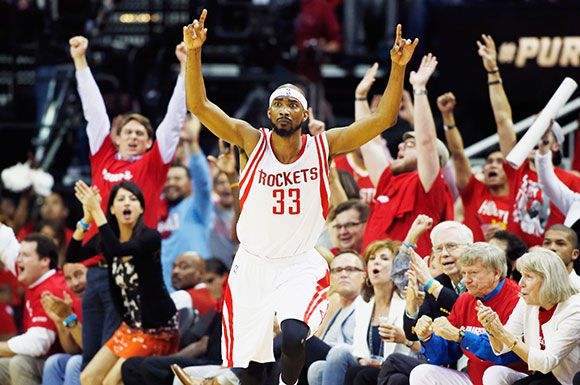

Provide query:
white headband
left=269, top=87, right=308, bottom=110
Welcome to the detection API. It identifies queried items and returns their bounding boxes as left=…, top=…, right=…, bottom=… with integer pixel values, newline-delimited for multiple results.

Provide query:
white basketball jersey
left=237, top=129, right=330, bottom=258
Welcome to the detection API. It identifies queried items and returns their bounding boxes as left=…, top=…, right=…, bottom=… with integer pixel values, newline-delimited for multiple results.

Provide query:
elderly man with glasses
left=377, top=217, right=473, bottom=385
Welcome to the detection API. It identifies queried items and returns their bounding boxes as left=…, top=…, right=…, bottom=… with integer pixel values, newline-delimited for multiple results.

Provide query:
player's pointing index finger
left=395, top=24, right=402, bottom=44
left=199, top=9, right=207, bottom=29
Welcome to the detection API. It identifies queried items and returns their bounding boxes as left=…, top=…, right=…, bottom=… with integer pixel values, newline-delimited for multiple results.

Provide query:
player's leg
left=279, top=319, right=310, bottom=385
left=240, top=361, right=267, bottom=385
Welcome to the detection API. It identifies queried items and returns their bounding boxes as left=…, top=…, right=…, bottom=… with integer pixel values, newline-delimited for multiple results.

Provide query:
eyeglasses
left=432, top=242, right=466, bottom=255
left=330, top=266, right=365, bottom=274
left=332, top=221, right=365, bottom=231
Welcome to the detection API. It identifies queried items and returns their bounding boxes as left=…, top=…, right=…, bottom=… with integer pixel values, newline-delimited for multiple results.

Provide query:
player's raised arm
left=326, top=25, right=418, bottom=157
left=183, top=10, right=259, bottom=154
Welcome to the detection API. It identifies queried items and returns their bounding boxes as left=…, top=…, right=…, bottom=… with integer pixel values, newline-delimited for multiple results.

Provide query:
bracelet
left=424, top=278, right=436, bottom=293
left=443, top=125, right=456, bottom=131
left=77, top=219, right=89, bottom=231
left=428, top=281, right=440, bottom=295
left=63, top=313, right=77, bottom=327
left=487, top=68, right=500, bottom=74
left=355, top=97, right=367, bottom=101
left=229, top=182, right=239, bottom=189
left=403, top=242, right=416, bottom=249
left=413, top=88, right=428, bottom=95
left=507, top=338, right=519, bottom=350
left=418, top=334, right=432, bottom=343
left=488, top=79, right=503, bottom=85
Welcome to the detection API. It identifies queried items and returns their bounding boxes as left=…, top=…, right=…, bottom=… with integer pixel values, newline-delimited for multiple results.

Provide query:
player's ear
left=267, top=107, right=272, bottom=120
left=302, top=108, right=309, bottom=123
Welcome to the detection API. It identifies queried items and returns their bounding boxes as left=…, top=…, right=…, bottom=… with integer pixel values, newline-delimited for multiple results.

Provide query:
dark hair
left=329, top=199, right=370, bottom=223
left=483, top=146, right=502, bottom=161
left=169, top=164, right=191, bottom=179
left=35, top=219, right=66, bottom=248
left=205, top=258, right=229, bottom=276
left=22, top=233, right=59, bottom=270
left=546, top=224, right=578, bottom=249
left=333, top=249, right=366, bottom=271
left=106, top=181, right=146, bottom=241
left=117, top=113, right=154, bottom=139
left=490, top=230, right=527, bottom=280
left=337, top=170, right=360, bottom=201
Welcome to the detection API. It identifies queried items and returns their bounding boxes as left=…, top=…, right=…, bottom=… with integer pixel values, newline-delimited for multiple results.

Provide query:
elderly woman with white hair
left=478, top=248, right=580, bottom=385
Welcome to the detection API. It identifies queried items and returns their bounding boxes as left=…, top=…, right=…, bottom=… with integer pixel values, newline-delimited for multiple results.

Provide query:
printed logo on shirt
left=376, top=195, right=389, bottom=204
left=360, top=188, right=376, bottom=205
left=477, top=200, right=509, bottom=225
left=32, top=316, right=48, bottom=323
left=158, top=212, right=180, bottom=238
left=257, top=167, right=318, bottom=188
left=465, top=325, right=486, bottom=335
left=512, top=174, right=551, bottom=237
left=102, top=168, right=134, bottom=183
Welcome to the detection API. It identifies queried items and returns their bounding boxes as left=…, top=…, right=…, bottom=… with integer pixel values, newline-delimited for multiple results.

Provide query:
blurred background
left=1, top=0, right=580, bottom=185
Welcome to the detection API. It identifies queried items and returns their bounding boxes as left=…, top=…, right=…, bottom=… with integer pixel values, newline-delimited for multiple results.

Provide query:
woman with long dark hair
left=66, top=180, right=178, bottom=385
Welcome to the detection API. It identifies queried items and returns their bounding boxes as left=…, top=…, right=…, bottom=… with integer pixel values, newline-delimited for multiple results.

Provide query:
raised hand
left=404, top=269, right=424, bottom=314
left=183, top=9, right=208, bottom=50
left=175, top=42, right=187, bottom=65
left=74, top=180, right=102, bottom=216
left=409, top=214, right=433, bottom=237
left=436, top=92, right=456, bottom=115
left=390, top=25, right=419, bottom=67
left=409, top=53, right=438, bottom=88
left=477, top=34, right=498, bottom=72
left=69, top=36, right=88, bottom=60
left=208, top=139, right=237, bottom=176
left=308, top=107, right=326, bottom=136
left=410, top=250, right=433, bottom=286
left=355, top=62, right=379, bottom=98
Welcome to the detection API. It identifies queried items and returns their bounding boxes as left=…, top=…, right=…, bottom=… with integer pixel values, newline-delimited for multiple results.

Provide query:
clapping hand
left=74, top=180, right=102, bottom=217
left=41, top=291, right=74, bottom=323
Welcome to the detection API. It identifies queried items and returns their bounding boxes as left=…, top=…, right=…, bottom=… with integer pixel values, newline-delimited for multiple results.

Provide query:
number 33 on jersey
left=236, top=129, right=330, bottom=258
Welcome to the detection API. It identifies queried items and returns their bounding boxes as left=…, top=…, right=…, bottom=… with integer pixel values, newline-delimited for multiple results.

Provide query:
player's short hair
left=459, top=242, right=507, bottom=279
left=117, top=113, right=154, bottom=139
left=516, top=248, right=578, bottom=305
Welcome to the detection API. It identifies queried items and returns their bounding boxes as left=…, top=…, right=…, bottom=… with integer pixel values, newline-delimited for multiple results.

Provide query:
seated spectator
left=381, top=217, right=473, bottom=385
left=203, top=258, right=229, bottom=302
left=308, top=240, right=418, bottom=385
left=0, top=302, right=17, bottom=341
left=329, top=200, right=371, bottom=255
left=158, top=114, right=214, bottom=292
left=410, top=243, right=526, bottom=385
left=37, top=219, right=69, bottom=266
left=541, top=224, right=580, bottom=290
left=170, top=253, right=220, bottom=317
left=478, top=249, right=580, bottom=385
left=489, top=230, right=527, bottom=281
left=67, top=181, right=178, bottom=385
left=41, top=262, right=87, bottom=385
left=0, top=228, right=81, bottom=385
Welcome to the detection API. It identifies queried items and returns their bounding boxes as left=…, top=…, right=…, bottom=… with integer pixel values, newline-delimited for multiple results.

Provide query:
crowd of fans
left=1, top=6, right=580, bottom=385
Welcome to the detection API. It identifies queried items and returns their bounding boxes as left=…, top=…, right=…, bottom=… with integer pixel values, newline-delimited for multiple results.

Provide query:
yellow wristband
left=428, top=281, right=440, bottom=295
left=229, top=182, right=239, bottom=189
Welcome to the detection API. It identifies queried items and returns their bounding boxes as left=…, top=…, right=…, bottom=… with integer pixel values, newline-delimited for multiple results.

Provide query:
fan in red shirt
left=437, top=91, right=510, bottom=242
left=360, top=54, right=454, bottom=257
left=478, top=34, right=580, bottom=247
left=334, top=152, right=376, bottom=205
left=0, top=227, right=81, bottom=385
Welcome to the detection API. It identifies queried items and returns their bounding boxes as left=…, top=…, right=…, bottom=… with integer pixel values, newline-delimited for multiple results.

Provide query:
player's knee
left=280, top=319, right=309, bottom=356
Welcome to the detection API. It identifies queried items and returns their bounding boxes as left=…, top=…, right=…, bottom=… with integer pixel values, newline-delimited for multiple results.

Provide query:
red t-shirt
left=362, top=168, right=454, bottom=257
left=460, top=175, right=511, bottom=242
left=334, top=153, right=376, bottom=205
left=23, top=271, right=82, bottom=356
left=505, top=161, right=580, bottom=247
left=0, top=303, right=17, bottom=334
left=538, top=305, right=557, bottom=350
left=448, top=279, right=526, bottom=385
left=84, top=137, right=171, bottom=264
left=186, top=287, right=218, bottom=317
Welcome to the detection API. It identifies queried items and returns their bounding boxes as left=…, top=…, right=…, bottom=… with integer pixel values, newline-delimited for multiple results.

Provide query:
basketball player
left=174, top=9, right=418, bottom=385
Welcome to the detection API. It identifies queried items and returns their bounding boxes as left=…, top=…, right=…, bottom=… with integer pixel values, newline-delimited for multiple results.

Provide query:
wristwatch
left=456, top=327, right=466, bottom=345
left=63, top=314, right=78, bottom=328
left=405, top=339, right=414, bottom=348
